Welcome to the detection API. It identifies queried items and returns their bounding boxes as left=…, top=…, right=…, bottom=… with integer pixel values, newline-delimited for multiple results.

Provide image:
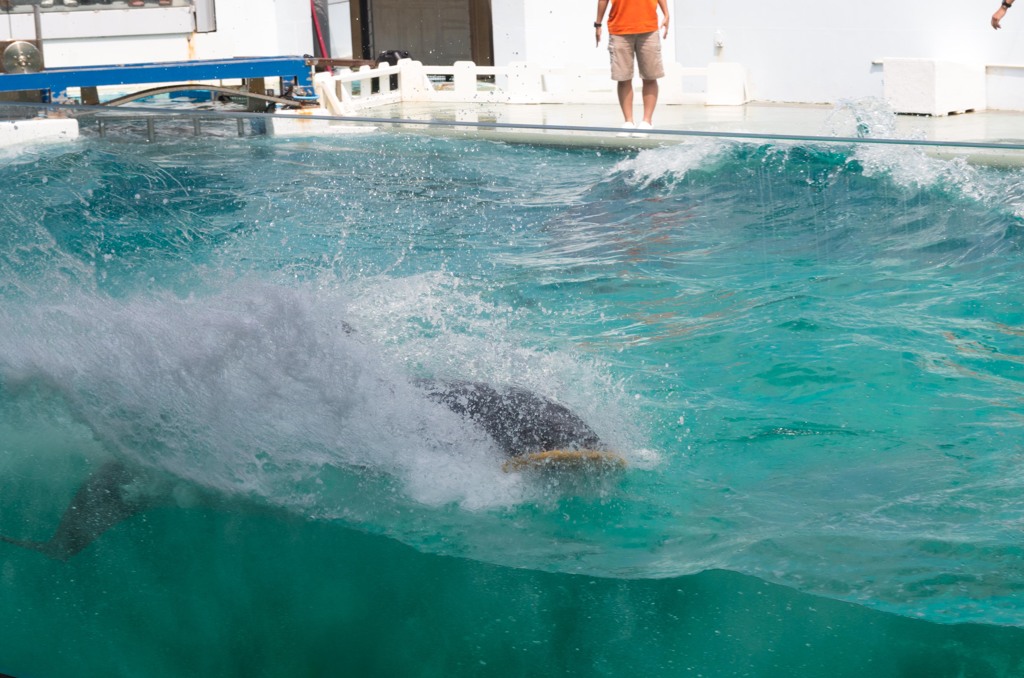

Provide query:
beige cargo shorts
left=608, top=31, right=665, bottom=81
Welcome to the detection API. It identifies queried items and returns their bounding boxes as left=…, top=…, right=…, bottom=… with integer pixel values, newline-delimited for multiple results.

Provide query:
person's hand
left=993, top=7, right=1007, bottom=28
left=595, top=25, right=602, bottom=46
left=661, top=16, right=670, bottom=38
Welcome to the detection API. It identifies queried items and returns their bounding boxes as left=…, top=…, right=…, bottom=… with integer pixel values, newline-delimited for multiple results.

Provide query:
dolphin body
left=2, top=381, right=604, bottom=561
left=418, top=380, right=602, bottom=458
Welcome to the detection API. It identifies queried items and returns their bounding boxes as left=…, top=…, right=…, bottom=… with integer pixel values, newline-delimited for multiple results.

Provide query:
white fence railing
left=313, top=59, right=749, bottom=116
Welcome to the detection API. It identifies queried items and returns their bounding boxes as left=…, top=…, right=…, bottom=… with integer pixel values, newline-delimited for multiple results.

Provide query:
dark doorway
left=351, top=0, right=493, bottom=66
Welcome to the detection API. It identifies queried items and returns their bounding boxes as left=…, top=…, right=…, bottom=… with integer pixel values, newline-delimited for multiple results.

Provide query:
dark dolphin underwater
left=2, top=110, right=1024, bottom=677
left=2, top=379, right=608, bottom=561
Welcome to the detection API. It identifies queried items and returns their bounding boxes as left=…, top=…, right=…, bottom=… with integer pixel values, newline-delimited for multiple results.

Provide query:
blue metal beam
left=0, top=56, right=313, bottom=95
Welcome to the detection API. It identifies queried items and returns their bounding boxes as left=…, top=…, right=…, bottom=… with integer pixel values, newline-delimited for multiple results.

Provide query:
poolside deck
left=313, top=99, right=1022, bottom=166
left=377, top=100, right=1019, bottom=141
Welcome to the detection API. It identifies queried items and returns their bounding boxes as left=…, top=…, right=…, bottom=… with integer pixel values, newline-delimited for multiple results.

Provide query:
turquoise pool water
left=1, top=113, right=1023, bottom=676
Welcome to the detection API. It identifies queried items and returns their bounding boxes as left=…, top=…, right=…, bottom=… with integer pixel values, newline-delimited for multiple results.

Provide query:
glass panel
left=3, top=101, right=1024, bottom=675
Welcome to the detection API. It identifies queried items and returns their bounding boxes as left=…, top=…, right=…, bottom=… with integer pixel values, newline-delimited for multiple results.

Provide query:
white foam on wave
left=0, top=282, right=509, bottom=510
left=829, top=98, right=1024, bottom=216
left=0, top=276, right=643, bottom=517
left=610, top=98, right=1024, bottom=221
left=610, top=138, right=735, bottom=189
left=341, top=270, right=647, bottom=459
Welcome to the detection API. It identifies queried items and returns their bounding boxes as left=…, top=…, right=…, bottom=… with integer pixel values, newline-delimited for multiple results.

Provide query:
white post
left=399, top=59, right=434, bottom=101
left=454, top=61, right=477, bottom=98
left=313, top=71, right=347, bottom=116
left=358, top=65, right=374, bottom=101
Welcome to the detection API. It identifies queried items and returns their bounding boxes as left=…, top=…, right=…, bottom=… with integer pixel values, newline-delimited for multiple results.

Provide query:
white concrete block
left=883, top=58, right=985, bottom=116
left=985, top=67, right=1024, bottom=112
left=706, top=62, right=749, bottom=106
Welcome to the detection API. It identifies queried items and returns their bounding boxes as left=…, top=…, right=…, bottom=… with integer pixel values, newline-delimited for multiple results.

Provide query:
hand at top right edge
left=993, top=6, right=1007, bottom=29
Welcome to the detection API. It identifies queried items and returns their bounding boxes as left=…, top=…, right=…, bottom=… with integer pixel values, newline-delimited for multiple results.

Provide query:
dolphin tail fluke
left=2, top=460, right=161, bottom=562
left=0, top=533, right=68, bottom=561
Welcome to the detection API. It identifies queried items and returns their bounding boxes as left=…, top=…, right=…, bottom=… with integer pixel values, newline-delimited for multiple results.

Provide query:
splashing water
left=3, top=106, right=1024, bottom=676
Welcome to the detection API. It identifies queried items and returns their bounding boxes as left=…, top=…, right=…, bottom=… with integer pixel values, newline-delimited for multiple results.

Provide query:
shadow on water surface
left=0, top=507, right=1021, bottom=678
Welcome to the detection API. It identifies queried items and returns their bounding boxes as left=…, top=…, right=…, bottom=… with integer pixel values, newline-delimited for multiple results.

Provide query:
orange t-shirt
left=608, top=0, right=660, bottom=35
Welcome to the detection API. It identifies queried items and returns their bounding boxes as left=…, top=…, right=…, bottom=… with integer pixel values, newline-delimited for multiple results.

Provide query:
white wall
left=191, top=0, right=312, bottom=60
left=493, top=0, right=1024, bottom=109
left=490, top=0, right=528, bottom=63
left=676, top=0, right=1022, bottom=104
left=492, top=0, right=677, bottom=72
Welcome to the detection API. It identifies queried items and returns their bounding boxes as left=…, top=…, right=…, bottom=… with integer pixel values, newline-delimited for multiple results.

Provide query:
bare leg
left=617, top=80, right=634, bottom=124
left=641, top=79, right=659, bottom=125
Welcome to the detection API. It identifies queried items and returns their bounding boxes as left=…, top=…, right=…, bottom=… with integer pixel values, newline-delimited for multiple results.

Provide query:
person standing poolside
left=993, top=0, right=1014, bottom=28
left=595, top=0, right=670, bottom=132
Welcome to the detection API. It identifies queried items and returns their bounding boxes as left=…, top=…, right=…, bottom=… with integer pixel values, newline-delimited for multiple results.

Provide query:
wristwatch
left=594, top=22, right=602, bottom=28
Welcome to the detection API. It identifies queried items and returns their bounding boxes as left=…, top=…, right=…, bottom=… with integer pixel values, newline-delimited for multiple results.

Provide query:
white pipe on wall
left=194, top=0, right=217, bottom=33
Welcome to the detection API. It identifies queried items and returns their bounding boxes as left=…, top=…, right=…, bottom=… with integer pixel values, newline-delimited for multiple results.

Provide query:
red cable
left=311, top=0, right=329, bottom=58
